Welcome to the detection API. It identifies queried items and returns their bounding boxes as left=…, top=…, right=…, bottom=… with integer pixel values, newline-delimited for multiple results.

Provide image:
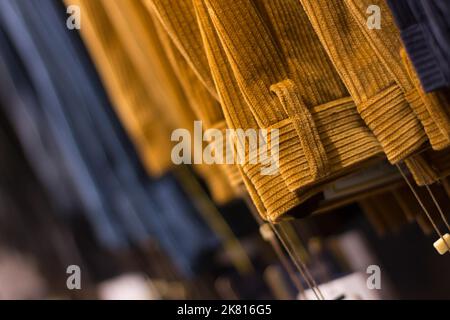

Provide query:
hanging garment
left=387, top=0, right=450, bottom=93
left=102, top=0, right=240, bottom=201
left=199, top=0, right=383, bottom=221
left=0, top=15, right=126, bottom=250
left=0, top=0, right=219, bottom=277
left=344, top=0, right=450, bottom=151
left=400, top=45, right=450, bottom=185
left=341, top=0, right=450, bottom=187
left=143, top=0, right=243, bottom=192
left=0, top=106, right=89, bottom=291
left=67, top=0, right=235, bottom=204
left=300, top=0, right=432, bottom=164
left=398, top=47, right=450, bottom=152
left=67, top=0, right=173, bottom=177
left=193, top=0, right=307, bottom=219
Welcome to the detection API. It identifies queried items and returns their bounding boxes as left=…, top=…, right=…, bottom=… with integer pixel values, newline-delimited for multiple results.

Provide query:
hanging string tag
left=433, top=234, right=450, bottom=255
left=396, top=164, right=450, bottom=255
left=259, top=223, right=276, bottom=242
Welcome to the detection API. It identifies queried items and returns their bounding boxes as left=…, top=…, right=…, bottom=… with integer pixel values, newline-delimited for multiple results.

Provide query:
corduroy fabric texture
left=146, top=0, right=325, bottom=220
left=94, top=0, right=236, bottom=204
left=66, top=0, right=235, bottom=204
left=203, top=0, right=383, bottom=199
left=64, top=0, right=450, bottom=223
left=144, top=0, right=243, bottom=192
left=342, top=0, right=450, bottom=186
left=194, top=0, right=309, bottom=220
left=300, top=0, right=430, bottom=164
left=400, top=46, right=450, bottom=185
left=144, top=0, right=219, bottom=101
left=345, top=0, right=450, bottom=152
left=103, top=0, right=236, bottom=203
left=400, top=48, right=450, bottom=150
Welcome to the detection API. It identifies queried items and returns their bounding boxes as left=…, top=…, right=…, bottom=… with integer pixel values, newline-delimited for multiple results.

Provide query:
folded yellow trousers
left=196, top=0, right=385, bottom=221
left=345, top=0, right=450, bottom=151
left=148, top=0, right=322, bottom=217
left=144, top=0, right=219, bottom=101
left=145, top=0, right=242, bottom=192
left=400, top=48, right=450, bottom=185
left=195, top=0, right=309, bottom=220
left=343, top=0, right=450, bottom=186
left=204, top=0, right=383, bottom=195
left=300, top=0, right=429, bottom=164
left=402, top=49, right=450, bottom=150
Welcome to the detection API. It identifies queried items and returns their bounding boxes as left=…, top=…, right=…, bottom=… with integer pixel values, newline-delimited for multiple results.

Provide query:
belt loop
left=270, top=79, right=329, bottom=179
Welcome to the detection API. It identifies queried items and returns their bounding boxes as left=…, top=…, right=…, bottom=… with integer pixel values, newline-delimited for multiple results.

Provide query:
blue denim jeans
left=388, top=0, right=450, bottom=92
left=0, top=0, right=218, bottom=277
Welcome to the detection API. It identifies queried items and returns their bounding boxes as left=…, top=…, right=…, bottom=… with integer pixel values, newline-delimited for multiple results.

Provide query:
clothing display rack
left=0, top=0, right=449, bottom=300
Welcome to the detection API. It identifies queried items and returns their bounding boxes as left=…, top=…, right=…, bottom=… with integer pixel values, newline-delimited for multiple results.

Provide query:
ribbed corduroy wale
left=59, top=0, right=450, bottom=222
left=194, top=0, right=308, bottom=219
left=299, top=0, right=450, bottom=189
left=344, top=0, right=450, bottom=151
left=146, top=0, right=297, bottom=218
left=145, top=0, right=314, bottom=219
left=200, top=0, right=385, bottom=220
left=144, top=0, right=243, bottom=193
left=300, top=0, right=432, bottom=164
